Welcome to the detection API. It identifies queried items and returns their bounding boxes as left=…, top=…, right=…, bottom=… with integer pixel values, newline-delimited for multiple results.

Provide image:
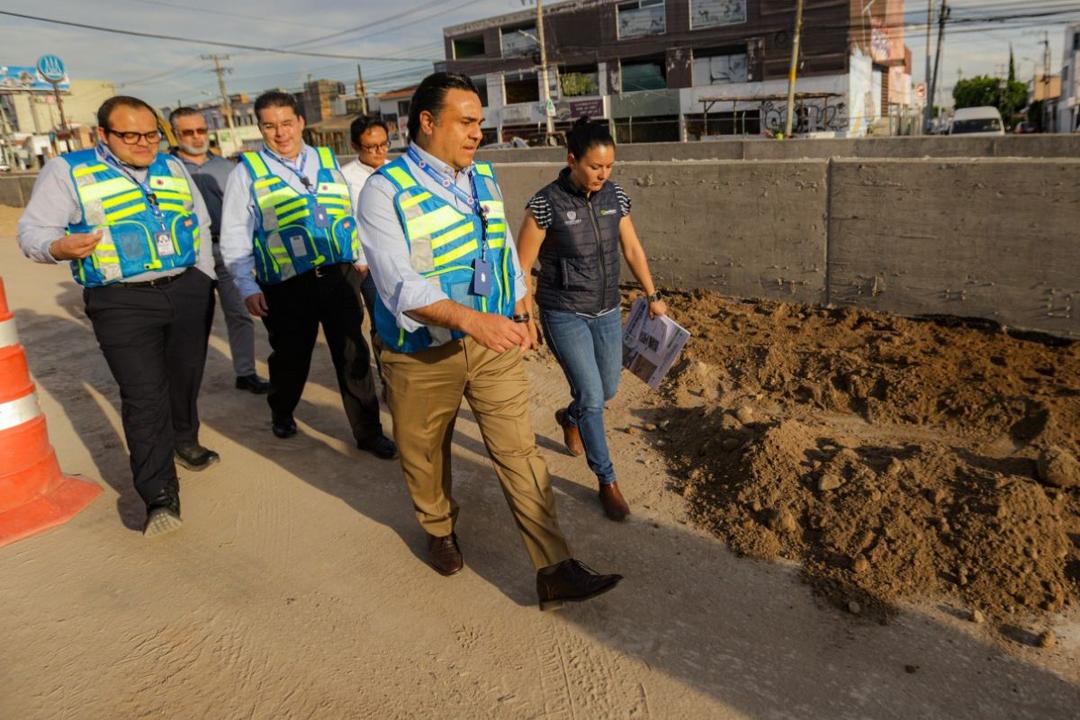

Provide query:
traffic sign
left=36, top=55, right=66, bottom=84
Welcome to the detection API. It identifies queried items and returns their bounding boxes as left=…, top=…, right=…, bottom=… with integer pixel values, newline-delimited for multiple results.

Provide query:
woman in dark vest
left=516, top=117, right=667, bottom=522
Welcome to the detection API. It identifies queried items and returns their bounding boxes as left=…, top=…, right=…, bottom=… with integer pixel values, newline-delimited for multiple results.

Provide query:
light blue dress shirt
left=218, top=143, right=362, bottom=299
left=16, top=144, right=215, bottom=281
left=357, top=143, right=527, bottom=334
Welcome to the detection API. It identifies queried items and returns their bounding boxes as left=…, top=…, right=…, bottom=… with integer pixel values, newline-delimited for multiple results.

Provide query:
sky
left=1, top=0, right=1077, bottom=109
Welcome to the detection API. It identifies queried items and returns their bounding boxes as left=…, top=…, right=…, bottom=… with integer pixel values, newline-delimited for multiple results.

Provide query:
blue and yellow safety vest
left=372, top=157, right=514, bottom=353
left=64, top=148, right=201, bottom=288
left=238, top=147, right=359, bottom=285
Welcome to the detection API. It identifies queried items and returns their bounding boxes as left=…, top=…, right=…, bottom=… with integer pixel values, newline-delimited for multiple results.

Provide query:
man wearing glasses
left=219, top=91, right=395, bottom=459
left=169, top=107, right=270, bottom=396
left=17, top=95, right=218, bottom=536
left=340, top=115, right=391, bottom=384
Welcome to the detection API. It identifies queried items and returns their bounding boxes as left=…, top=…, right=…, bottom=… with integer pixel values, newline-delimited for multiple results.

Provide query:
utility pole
left=783, top=0, right=805, bottom=139
left=1041, top=31, right=1051, bottom=131
left=356, top=64, right=368, bottom=115
left=923, top=0, right=934, bottom=132
left=535, top=0, right=555, bottom=143
left=928, top=0, right=950, bottom=129
left=202, top=54, right=237, bottom=154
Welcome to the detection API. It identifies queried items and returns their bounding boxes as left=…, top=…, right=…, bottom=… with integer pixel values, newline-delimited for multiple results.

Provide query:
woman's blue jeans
left=540, top=307, right=623, bottom=485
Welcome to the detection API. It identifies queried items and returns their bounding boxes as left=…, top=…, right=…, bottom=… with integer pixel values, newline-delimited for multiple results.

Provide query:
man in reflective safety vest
left=17, top=95, right=219, bottom=536
left=219, top=91, right=395, bottom=459
left=358, top=73, right=622, bottom=610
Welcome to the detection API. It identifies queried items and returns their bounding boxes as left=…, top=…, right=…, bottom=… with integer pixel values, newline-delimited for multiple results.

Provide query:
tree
left=953, top=74, right=1029, bottom=128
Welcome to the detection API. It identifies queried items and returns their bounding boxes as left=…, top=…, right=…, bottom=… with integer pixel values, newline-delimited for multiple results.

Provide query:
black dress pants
left=83, top=268, right=215, bottom=506
left=261, top=263, right=383, bottom=443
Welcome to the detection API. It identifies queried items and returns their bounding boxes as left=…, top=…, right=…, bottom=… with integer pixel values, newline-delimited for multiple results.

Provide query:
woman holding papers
left=516, top=116, right=667, bottom=522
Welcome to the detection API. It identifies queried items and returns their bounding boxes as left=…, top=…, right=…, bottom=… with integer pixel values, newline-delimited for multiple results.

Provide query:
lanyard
left=262, top=147, right=314, bottom=194
left=100, top=145, right=165, bottom=223
left=406, top=145, right=488, bottom=256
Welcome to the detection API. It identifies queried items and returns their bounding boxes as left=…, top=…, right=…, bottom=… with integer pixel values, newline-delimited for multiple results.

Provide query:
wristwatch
left=646, top=291, right=663, bottom=303
left=512, top=312, right=531, bottom=324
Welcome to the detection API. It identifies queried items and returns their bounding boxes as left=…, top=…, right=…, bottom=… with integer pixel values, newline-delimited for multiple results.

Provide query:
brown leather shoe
left=555, top=408, right=585, bottom=457
left=426, top=532, right=464, bottom=576
left=537, top=558, right=623, bottom=611
left=599, top=482, right=630, bottom=521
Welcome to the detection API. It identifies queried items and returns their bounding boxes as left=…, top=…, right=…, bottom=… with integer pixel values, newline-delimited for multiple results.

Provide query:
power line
left=0, top=10, right=451, bottom=62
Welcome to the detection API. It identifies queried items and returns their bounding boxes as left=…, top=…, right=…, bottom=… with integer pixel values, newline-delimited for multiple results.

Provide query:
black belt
left=114, top=268, right=190, bottom=288
left=312, top=263, right=346, bottom=278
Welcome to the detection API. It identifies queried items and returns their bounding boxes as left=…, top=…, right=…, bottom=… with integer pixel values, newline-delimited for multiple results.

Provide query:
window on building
left=560, top=64, right=599, bottom=97
left=453, top=35, right=486, bottom=59
left=621, top=57, right=667, bottom=92
left=690, top=0, right=747, bottom=30
left=1074, top=32, right=1080, bottom=51
left=504, top=71, right=540, bottom=104
left=471, top=76, right=489, bottom=106
left=501, top=24, right=538, bottom=58
left=617, top=0, right=666, bottom=39
left=692, top=48, right=748, bottom=86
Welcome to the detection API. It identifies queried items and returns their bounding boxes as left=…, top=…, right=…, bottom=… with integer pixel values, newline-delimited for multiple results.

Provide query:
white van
left=948, top=106, right=1005, bottom=136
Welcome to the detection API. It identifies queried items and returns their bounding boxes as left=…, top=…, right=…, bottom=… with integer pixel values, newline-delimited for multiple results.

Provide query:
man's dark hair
left=168, top=106, right=203, bottom=127
left=566, top=116, right=615, bottom=159
left=96, top=95, right=158, bottom=129
left=407, top=72, right=479, bottom=140
left=254, top=91, right=303, bottom=120
left=350, top=115, right=390, bottom=145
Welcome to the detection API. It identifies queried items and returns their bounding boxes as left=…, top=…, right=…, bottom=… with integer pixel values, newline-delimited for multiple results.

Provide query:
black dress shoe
left=143, top=488, right=181, bottom=537
left=235, top=374, right=271, bottom=394
left=536, top=558, right=623, bottom=611
left=272, top=414, right=297, bottom=439
left=427, top=532, right=464, bottom=576
left=174, top=442, right=220, bottom=471
left=357, top=433, right=398, bottom=459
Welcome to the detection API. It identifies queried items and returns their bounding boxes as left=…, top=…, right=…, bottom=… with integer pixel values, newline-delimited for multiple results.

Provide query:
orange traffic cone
left=0, top=277, right=101, bottom=547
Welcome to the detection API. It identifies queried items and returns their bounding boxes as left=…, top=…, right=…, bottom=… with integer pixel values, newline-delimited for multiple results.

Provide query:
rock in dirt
left=735, top=405, right=755, bottom=425
left=818, top=473, right=844, bottom=492
left=721, top=437, right=741, bottom=452
left=1036, top=446, right=1080, bottom=488
left=970, top=608, right=985, bottom=624
left=852, top=556, right=870, bottom=574
left=644, top=422, right=658, bottom=432
left=847, top=600, right=862, bottom=615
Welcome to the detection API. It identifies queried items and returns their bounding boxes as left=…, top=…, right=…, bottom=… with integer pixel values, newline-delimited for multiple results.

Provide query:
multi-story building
left=442, top=0, right=912, bottom=141
left=1059, top=24, right=1080, bottom=133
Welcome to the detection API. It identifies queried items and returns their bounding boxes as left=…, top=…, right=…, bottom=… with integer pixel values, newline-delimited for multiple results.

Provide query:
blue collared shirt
left=357, top=143, right=527, bottom=334
left=218, top=143, right=360, bottom=298
left=16, top=144, right=215, bottom=281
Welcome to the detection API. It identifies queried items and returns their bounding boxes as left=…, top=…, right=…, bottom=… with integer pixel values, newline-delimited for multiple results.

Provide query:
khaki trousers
left=381, top=337, right=572, bottom=570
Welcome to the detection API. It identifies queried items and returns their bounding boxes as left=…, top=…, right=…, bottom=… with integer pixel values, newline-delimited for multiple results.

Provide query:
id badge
left=471, top=258, right=492, bottom=296
left=313, top=204, right=331, bottom=229
left=155, top=231, right=176, bottom=257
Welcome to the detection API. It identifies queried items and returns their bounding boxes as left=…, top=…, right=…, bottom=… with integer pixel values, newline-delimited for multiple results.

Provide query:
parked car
left=948, top=106, right=1005, bottom=136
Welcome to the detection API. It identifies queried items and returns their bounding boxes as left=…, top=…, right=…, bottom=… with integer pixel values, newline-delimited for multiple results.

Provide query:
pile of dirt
left=641, top=289, right=1080, bottom=632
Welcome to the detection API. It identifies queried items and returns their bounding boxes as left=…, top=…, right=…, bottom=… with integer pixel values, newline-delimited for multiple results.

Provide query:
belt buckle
left=313, top=264, right=331, bottom=278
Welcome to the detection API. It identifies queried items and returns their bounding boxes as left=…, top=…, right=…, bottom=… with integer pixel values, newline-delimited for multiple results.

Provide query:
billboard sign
left=0, top=63, right=71, bottom=94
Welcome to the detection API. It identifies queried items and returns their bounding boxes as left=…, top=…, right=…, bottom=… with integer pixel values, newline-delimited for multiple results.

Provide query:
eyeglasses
left=106, top=128, right=163, bottom=145
left=360, top=142, right=390, bottom=152
left=179, top=128, right=209, bottom=138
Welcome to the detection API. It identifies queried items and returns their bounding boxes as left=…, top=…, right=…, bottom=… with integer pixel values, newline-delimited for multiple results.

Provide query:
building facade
left=442, top=0, right=912, bottom=141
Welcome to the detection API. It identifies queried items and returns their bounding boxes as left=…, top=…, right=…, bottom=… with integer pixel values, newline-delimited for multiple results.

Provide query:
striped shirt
left=526, top=183, right=631, bottom=229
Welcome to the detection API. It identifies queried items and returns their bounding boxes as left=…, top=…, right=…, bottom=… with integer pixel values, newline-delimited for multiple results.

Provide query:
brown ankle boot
left=598, top=482, right=630, bottom=521
left=555, top=408, right=585, bottom=457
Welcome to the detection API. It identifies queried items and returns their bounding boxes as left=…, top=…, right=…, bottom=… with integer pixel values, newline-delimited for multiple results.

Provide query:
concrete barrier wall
left=492, top=158, right=1079, bottom=339
left=827, top=159, right=1080, bottom=339
left=477, top=134, right=1080, bottom=165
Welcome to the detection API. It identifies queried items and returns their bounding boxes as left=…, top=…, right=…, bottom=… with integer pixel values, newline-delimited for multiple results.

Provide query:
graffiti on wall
left=760, top=99, right=849, bottom=133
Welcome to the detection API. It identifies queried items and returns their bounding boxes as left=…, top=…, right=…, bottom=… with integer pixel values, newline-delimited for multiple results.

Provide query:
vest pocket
left=331, top=215, right=357, bottom=261
left=110, top=222, right=160, bottom=272
left=170, top=213, right=200, bottom=265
